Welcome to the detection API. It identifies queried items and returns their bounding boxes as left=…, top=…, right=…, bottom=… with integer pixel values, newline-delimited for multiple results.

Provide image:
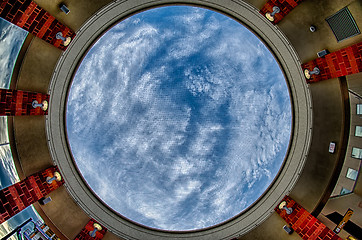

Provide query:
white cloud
left=174, top=179, right=201, bottom=201
left=0, top=117, right=9, bottom=145
left=0, top=19, right=27, bottom=88
left=0, top=145, right=20, bottom=188
left=0, top=221, right=16, bottom=240
left=67, top=6, right=291, bottom=231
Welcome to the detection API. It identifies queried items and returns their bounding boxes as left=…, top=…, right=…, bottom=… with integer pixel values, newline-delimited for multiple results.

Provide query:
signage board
left=333, top=208, right=353, bottom=234
left=329, top=142, right=336, bottom=153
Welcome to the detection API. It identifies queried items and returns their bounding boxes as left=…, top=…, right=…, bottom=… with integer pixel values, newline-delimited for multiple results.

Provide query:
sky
left=0, top=18, right=27, bottom=89
left=0, top=18, right=42, bottom=239
left=67, top=6, right=292, bottom=231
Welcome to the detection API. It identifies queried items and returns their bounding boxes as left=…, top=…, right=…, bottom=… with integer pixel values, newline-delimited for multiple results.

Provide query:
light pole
left=304, top=67, right=320, bottom=79
left=265, top=6, right=280, bottom=22
left=279, top=201, right=293, bottom=215
left=32, top=100, right=48, bottom=111
left=56, top=32, right=72, bottom=46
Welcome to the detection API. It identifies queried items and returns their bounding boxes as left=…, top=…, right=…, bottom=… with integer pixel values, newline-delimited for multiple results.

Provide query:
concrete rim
left=46, top=0, right=312, bottom=239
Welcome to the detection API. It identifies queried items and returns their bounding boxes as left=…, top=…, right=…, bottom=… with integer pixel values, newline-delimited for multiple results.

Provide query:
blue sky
left=67, top=6, right=292, bottom=231
left=0, top=18, right=42, bottom=239
left=0, top=19, right=27, bottom=89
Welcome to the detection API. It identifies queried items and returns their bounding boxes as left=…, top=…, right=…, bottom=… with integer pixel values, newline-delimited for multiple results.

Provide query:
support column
left=302, top=42, right=362, bottom=83
left=74, top=219, right=107, bottom=240
left=0, top=89, right=49, bottom=115
left=0, top=166, right=63, bottom=224
left=275, top=196, right=342, bottom=240
left=260, top=0, right=304, bottom=24
left=0, top=0, right=75, bottom=50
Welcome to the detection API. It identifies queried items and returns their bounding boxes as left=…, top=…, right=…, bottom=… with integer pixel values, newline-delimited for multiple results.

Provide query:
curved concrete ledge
left=290, top=78, right=348, bottom=212
left=46, top=0, right=312, bottom=239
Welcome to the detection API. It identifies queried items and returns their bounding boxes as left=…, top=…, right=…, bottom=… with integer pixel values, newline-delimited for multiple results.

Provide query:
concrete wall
left=320, top=193, right=362, bottom=239
left=5, top=0, right=362, bottom=239
left=290, top=78, right=346, bottom=212
left=278, top=0, right=362, bottom=63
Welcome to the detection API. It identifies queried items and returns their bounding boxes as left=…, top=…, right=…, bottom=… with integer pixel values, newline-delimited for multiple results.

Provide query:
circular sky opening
left=66, top=6, right=292, bottom=231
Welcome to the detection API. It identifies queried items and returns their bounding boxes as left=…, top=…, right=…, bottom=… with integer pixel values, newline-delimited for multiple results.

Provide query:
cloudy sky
left=0, top=17, right=26, bottom=190
left=0, top=18, right=27, bottom=89
left=67, top=6, right=292, bottom=231
left=0, top=18, right=42, bottom=239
